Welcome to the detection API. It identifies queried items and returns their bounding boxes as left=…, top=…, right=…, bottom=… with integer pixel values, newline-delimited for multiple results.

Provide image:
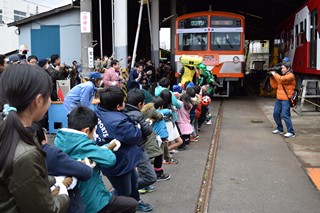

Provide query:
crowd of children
left=0, top=59, right=213, bottom=212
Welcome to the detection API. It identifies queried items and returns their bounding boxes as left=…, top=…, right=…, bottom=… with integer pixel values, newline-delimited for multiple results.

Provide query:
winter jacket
left=127, top=68, right=144, bottom=91
left=124, top=104, right=153, bottom=147
left=124, top=103, right=163, bottom=158
left=177, top=101, right=194, bottom=135
left=270, top=71, right=296, bottom=100
left=0, top=140, right=70, bottom=213
left=153, top=108, right=170, bottom=139
left=63, top=81, right=97, bottom=113
left=95, top=105, right=143, bottom=176
left=103, top=67, right=123, bottom=88
left=141, top=104, right=170, bottom=140
left=154, top=85, right=182, bottom=121
left=143, top=131, right=164, bottom=158
left=141, top=89, right=154, bottom=104
left=42, top=144, right=93, bottom=213
left=140, top=103, right=163, bottom=122
left=54, top=128, right=116, bottom=213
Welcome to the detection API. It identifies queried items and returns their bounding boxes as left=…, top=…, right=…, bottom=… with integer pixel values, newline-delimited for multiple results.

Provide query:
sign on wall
left=80, top=11, right=91, bottom=33
left=88, top=47, right=94, bottom=68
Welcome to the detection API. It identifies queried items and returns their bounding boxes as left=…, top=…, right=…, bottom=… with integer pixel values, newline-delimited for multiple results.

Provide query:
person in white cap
left=18, top=44, right=29, bottom=64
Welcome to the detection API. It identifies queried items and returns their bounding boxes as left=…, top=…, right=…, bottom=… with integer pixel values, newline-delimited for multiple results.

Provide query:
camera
left=266, top=63, right=283, bottom=74
left=267, top=66, right=282, bottom=72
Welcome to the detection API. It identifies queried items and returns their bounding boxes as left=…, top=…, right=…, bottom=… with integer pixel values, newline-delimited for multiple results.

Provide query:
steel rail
left=195, top=99, right=224, bottom=213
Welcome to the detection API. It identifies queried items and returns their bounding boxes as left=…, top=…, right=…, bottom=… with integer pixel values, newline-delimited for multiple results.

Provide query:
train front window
left=210, top=16, right=242, bottom=50
left=210, top=32, right=241, bottom=50
left=178, top=33, right=208, bottom=51
left=177, top=16, right=208, bottom=51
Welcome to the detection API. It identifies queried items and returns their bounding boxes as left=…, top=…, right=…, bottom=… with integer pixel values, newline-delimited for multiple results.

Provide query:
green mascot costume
left=197, top=63, right=221, bottom=96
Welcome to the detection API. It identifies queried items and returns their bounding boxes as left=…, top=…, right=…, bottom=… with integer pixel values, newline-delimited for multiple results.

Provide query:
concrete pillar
left=151, top=0, right=159, bottom=68
left=114, top=0, right=128, bottom=69
left=170, top=0, right=176, bottom=67
left=80, top=0, right=93, bottom=76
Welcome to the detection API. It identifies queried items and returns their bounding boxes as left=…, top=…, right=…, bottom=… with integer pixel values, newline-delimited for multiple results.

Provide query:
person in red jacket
left=269, top=62, right=296, bottom=138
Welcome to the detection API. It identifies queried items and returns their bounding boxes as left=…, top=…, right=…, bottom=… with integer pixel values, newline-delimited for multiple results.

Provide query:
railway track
left=195, top=99, right=224, bottom=213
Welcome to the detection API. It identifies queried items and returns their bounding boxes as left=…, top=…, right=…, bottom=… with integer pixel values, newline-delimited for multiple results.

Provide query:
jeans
left=273, top=99, right=294, bottom=134
left=107, top=169, right=140, bottom=201
left=137, top=150, right=157, bottom=189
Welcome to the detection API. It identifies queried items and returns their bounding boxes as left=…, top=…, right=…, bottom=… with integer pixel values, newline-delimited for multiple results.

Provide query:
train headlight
left=233, top=56, right=240, bottom=63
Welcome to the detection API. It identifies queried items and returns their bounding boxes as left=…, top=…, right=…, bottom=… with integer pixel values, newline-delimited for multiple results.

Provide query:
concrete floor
left=46, top=94, right=320, bottom=212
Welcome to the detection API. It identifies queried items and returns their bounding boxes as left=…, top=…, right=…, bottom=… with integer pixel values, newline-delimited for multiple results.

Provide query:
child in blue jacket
left=95, top=86, right=152, bottom=212
left=54, top=106, right=137, bottom=213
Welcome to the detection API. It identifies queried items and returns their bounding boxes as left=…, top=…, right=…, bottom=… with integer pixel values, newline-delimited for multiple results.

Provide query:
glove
left=110, top=139, right=121, bottom=151
left=145, top=118, right=153, bottom=126
left=54, top=176, right=66, bottom=185
left=54, top=176, right=72, bottom=188
left=79, top=157, right=96, bottom=168
left=51, top=176, right=72, bottom=196
left=105, top=139, right=121, bottom=151
left=67, top=177, right=78, bottom=190
left=56, top=182, right=68, bottom=195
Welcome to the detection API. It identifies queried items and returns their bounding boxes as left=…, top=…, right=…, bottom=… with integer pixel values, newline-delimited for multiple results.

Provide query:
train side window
left=295, top=25, right=299, bottom=47
left=299, top=21, right=304, bottom=45
left=290, top=29, right=294, bottom=49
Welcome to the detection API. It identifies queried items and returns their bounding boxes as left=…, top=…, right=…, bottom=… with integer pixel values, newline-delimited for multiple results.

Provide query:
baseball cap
left=89, top=71, right=103, bottom=79
left=186, top=82, right=195, bottom=89
left=38, top=58, right=48, bottom=67
left=8, top=55, right=20, bottom=64
left=172, top=85, right=182, bottom=93
left=282, top=57, right=290, bottom=63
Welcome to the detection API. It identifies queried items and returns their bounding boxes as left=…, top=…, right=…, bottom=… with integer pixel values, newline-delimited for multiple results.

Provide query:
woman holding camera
left=269, top=61, right=296, bottom=138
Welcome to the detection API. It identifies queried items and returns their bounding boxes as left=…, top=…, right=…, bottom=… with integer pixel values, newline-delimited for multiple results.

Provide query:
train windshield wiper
left=225, top=34, right=234, bottom=48
left=214, top=39, right=221, bottom=49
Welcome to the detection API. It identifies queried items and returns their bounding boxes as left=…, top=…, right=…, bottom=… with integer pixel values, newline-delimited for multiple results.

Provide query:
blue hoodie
left=95, top=105, right=143, bottom=177
left=153, top=108, right=171, bottom=139
left=54, top=128, right=116, bottom=213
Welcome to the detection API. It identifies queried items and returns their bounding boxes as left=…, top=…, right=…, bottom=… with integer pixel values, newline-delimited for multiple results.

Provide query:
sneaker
left=195, top=135, right=200, bottom=139
left=138, top=188, right=147, bottom=194
left=272, top=129, right=284, bottom=134
left=169, top=149, right=179, bottom=154
left=157, top=172, right=171, bottom=182
left=144, top=185, right=155, bottom=193
left=163, top=158, right=179, bottom=165
left=206, top=120, right=212, bottom=125
left=178, top=145, right=188, bottom=151
left=284, top=132, right=295, bottom=138
left=137, top=200, right=153, bottom=212
left=190, top=137, right=198, bottom=142
left=206, top=113, right=212, bottom=120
